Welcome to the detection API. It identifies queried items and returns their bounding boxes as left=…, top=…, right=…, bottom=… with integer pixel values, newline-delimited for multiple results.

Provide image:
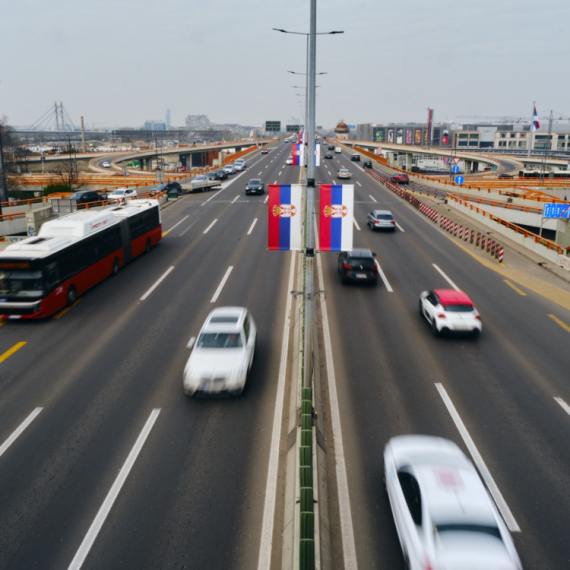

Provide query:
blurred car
left=233, top=162, right=245, bottom=171
left=498, top=173, right=513, bottom=179
left=328, top=145, right=334, bottom=150
left=337, top=249, right=378, bottom=285
left=107, top=187, right=138, bottom=200
left=286, top=157, right=294, bottom=165
left=245, top=179, right=265, bottom=195
left=190, top=175, right=210, bottom=190
left=350, top=154, right=361, bottom=161
left=419, top=289, right=482, bottom=336
left=324, top=153, right=333, bottom=159
left=384, top=435, right=522, bottom=570
left=205, top=171, right=219, bottom=181
left=367, top=210, right=396, bottom=231
left=69, top=190, right=103, bottom=205
left=183, top=307, right=256, bottom=397
left=261, top=149, right=269, bottom=154
left=337, top=168, right=351, bottom=179
left=235, top=159, right=246, bottom=169
left=363, top=160, right=373, bottom=169
left=101, top=161, right=111, bottom=168
left=222, top=164, right=236, bottom=175
left=391, top=173, right=409, bottom=184
left=213, top=169, right=228, bottom=180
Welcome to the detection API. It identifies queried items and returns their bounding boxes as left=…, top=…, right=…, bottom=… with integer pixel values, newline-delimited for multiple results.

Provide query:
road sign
left=452, top=165, right=460, bottom=173
left=453, top=157, right=460, bottom=165
left=543, top=203, right=570, bottom=218
left=454, top=175, right=464, bottom=185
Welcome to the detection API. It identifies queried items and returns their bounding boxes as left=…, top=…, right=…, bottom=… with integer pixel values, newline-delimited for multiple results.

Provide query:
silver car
left=367, top=209, right=396, bottom=231
left=222, top=164, right=236, bottom=175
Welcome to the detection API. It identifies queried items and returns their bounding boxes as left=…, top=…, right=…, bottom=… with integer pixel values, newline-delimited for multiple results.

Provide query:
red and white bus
left=0, top=199, right=162, bottom=319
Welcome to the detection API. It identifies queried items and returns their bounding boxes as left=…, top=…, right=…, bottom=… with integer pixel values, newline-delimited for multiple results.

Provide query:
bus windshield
left=0, top=270, right=45, bottom=299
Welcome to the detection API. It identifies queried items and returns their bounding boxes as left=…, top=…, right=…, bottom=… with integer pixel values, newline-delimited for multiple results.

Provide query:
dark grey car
left=245, top=179, right=265, bottom=195
left=337, top=248, right=378, bottom=285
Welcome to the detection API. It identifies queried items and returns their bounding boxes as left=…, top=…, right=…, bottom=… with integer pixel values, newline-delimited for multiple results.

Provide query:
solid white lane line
left=140, top=266, right=174, bottom=301
left=203, top=219, right=218, bottom=234
left=369, top=195, right=377, bottom=202
left=257, top=252, right=296, bottom=570
left=264, top=196, right=269, bottom=203
left=231, top=195, right=240, bottom=203
left=396, top=223, right=406, bottom=232
left=0, top=408, right=43, bottom=459
left=435, top=383, right=520, bottom=532
left=247, top=218, right=258, bottom=235
left=375, top=260, right=393, bottom=292
left=210, top=266, right=233, bottom=303
left=353, top=218, right=361, bottom=231
left=432, top=263, right=460, bottom=291
left=356, top=181, right=362, bottom=187
left=554, top=397, right=570, bottom=416
left=166, top=215, right=189, bottom=232
left=315, top=233, right=358, bottom=570
left=68, top=409, right=161, bottom=570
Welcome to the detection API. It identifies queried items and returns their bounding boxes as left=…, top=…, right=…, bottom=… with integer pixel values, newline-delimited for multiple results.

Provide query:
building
left=143, top=120, right=166, bottom=131
left=335, top=121, right=350, bottom=140
left=165, top=109, right=171, bottom=128
left=185, top=115, right=211, bottom=130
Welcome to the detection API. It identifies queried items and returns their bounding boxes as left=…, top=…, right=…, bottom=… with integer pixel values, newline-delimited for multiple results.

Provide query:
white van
left=335, top=147, right=342, bottom=153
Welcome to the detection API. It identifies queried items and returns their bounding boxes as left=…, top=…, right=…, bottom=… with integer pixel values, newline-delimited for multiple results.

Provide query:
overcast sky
left=1, top=0, right=568, bottom=130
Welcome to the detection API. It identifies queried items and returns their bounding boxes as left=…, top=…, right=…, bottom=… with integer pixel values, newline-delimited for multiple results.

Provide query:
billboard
left=442, top=129, right=449, bottom=145
left=373, top=128, right=385, bottom=142
left=432, top=127, right=441, bottom=145
left=406, top=129, right=412, bottom=144
left=415, top=129, right=422, bottom=144
left=388, top=129, right=394, bottom=143
left=397, top=129, right=403, bottom=144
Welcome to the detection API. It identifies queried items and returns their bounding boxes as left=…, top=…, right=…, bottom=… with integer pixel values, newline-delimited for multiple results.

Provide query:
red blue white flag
left=533, top=106, right=540, bottom=131
left=292, top=144, right=302, bottom=166
left=268, top=184, right=303, bottom=250
left=319, top=185, right=354, bottom=251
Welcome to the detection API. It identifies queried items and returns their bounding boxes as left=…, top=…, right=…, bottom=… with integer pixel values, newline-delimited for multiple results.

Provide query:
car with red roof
left=419, top=289, right=482, bottom=336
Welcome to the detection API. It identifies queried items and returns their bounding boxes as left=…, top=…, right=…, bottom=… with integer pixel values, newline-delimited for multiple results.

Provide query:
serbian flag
left=268, top=184, right=303, bottom=250
left=319, top=185, right=354, bottom=251
left=533, top=106, right=540, bottom=131
left=292, top=144, right=302, bottom=166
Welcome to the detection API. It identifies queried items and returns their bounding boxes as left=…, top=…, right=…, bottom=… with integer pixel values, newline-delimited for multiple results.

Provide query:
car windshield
left=348, top=257, right=375, bottom=268
left=249, top=180, right=261, bottom=185
left=377, top=214, right=394, bottom=220
left=197, top=332, right=243, bottom=348
left=110, top=190, right=125, bottom=196
left=443, top=304, right=474, bottom=312
left=0, top=270, right=44, bottom=299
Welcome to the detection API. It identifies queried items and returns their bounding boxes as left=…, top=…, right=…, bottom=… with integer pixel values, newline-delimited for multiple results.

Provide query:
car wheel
left=112, top=258, right=120, bottom=276
left=67, top=285, right=77, bottom=306
left=472, top=328, right=481, bottom=339
left=145, top=238, right=151, bottom=254
left=431, top=319, right=439, bottom=336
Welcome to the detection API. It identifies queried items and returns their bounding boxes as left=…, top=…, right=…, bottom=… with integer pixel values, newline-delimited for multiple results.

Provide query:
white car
left=107, top=187, right=138, bottom=200
left=183, top=307, right=256, bottom=397
left=337, top=168, right=351, bottom=179
left=233, top=162, right=245, bottom=171
left=101, top=161, right=111, bottom=168
left=419, top=289, right=482, bottom=336
left=286, top=157, right=293, bottom=165
left=384, top=435, right=522, bottom=570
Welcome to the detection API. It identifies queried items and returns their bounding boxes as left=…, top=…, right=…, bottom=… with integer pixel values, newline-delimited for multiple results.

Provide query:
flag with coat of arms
left=268, top=184, right=303, bottom=250
left=319, top=185, right=354, bottom=251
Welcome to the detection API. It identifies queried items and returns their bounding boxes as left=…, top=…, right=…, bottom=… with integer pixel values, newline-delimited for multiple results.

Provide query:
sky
left=1, top=0, right=569, bottom=130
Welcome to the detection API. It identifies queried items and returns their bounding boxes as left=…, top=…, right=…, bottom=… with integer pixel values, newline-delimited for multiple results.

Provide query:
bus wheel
left=112, top=258, right=120, bottom=276
left=67, top=286, right=77, bottom=306
left=145, top=238, right=151, bottom=254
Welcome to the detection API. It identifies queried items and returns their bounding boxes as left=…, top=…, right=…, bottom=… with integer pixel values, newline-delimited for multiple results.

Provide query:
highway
left=1, top=140, right=570, bottom=569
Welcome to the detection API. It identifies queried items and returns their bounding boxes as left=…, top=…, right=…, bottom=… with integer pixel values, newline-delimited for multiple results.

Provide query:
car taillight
left=438, top=313, right=446, bottom=319
left=343, top=263, right=352, bottom=270
left=390, top=220, right=395, bottom=224
left=475, top=315, right=481, bottom=320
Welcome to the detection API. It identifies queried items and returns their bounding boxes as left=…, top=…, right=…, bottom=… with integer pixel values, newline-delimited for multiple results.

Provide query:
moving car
left=391, top=173, right=409, bottom=184
left=498, top=173, right=513, bottom=179
left=235, top=158, right=246, bottom=169
left=286, top=157, right=293, bottom=165
left=233, top=162, right=245, bottom=171
left=261, top=149, right=269, bottom=154
left=190, top=175, right=211, bottom=190
left=183, top=307, right=256, bottom=397
left=328, top=145, right=335, bottom=150
left=335, top=147, right=342, bottom=153
left=384, top=435, right=522, bottom=570
left=337, top=168, right=351, bottom=179
left=222, top=164, right=236, bottom=175
left=419, top=289, right=482, bottom=336
left=101, top=161, right=111, bottom=168
left=363, top=160, right=373, bottom=169
left=350, top=154, right=361, bottom=162
left=205, top=171, right=219, bottom=181
left=68, top=190, right=103, bottom=205
left=107, top=187, right=138, bottom=201
left=324, top=153, right=333, bottom=159
left=367, top=210, right=396, bottom=231
left=213, top=169, right=228, bottom=180
left=337, top=249, right=378, bottom=285
left=245, top=179, right=265, bottom=195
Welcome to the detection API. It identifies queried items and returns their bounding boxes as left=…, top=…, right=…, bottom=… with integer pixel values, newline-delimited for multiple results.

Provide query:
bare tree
left=49, top=155, right=82, bottom=191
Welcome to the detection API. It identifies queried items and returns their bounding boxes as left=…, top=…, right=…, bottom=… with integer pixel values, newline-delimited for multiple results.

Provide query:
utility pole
left=304, top=0, right=317, bottom=390
left=0, top=124, right=8, bottom=211
left=81, top=116, right=86, bottom=153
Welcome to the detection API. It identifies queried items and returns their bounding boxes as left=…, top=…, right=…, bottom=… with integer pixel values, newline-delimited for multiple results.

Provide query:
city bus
left=0, top=199, right=162, bottom=319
